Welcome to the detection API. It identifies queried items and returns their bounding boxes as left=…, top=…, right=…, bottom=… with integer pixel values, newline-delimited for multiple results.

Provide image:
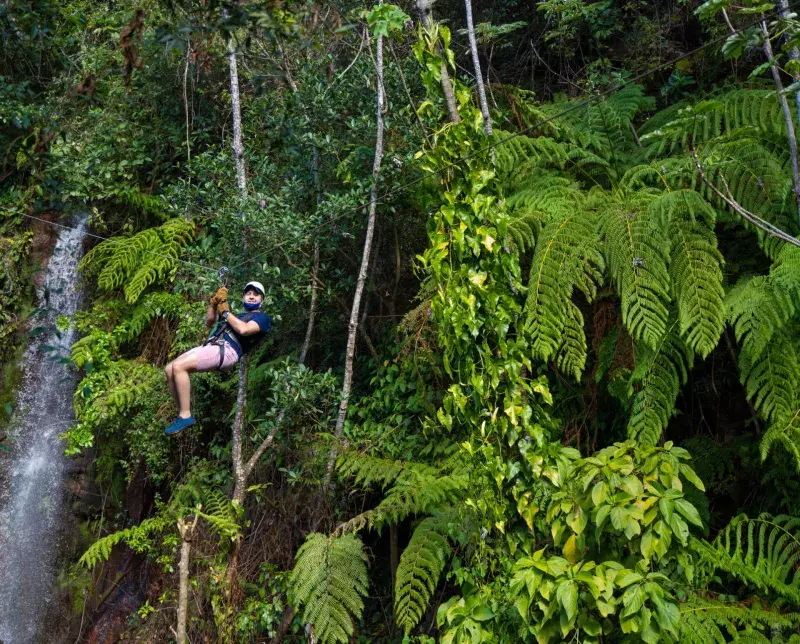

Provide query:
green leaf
left=621, top=584, right=645, bottom=618
left=674, top=498, right=703, bottom=528
left=557, top=580, right=579, bottom=622
left=680, top=465, right=705, bottom=491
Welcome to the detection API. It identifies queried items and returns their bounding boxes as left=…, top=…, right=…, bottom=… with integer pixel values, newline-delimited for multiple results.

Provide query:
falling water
left=0, top=217, right=87, bottom=643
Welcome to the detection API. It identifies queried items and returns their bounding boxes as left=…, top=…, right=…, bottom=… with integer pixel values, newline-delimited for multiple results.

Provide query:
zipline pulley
left=218, top=266, right=229, bottom=286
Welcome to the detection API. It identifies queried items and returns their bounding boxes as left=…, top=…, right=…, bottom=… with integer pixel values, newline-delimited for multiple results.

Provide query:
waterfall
left=0, top=217, right=87, bottom=643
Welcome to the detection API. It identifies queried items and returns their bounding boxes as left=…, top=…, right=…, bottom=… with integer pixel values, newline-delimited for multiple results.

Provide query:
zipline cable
left=228, top=1, right=800, bottom=271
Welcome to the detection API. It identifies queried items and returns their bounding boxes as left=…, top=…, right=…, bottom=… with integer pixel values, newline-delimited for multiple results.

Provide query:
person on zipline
left=164, top=281, right=271, bottom=436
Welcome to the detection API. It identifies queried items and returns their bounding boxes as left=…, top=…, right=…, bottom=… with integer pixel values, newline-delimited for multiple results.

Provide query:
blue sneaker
left=165, top=416, right=196, bottom=436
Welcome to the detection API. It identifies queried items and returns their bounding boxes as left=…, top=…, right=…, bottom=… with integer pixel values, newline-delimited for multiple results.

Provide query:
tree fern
left=289, top=533, right=369, bottom=644
left=395, top=514, right=452, bottom=635
left=627, top=321, right=694, bottom=447
left=693, top=513, right=800, bottom=603
left=80, top=218, right=194, bottom=303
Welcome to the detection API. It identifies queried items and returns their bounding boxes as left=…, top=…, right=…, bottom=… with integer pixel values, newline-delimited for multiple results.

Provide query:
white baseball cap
left=242, top=281, right=265, bottom=296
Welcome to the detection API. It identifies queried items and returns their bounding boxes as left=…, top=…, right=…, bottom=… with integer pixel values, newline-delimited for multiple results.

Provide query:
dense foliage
left=5, top=0, right=800, bottom=641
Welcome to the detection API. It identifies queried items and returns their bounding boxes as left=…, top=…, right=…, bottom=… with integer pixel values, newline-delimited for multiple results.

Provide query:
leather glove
left=209, top=286, right=228, bottom=307
left=216, top=300, right=230, bottom=315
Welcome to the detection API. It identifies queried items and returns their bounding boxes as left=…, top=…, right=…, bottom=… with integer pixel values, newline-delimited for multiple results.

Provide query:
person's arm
left=205, top=304, right=217, bottom=329
left=222, top=311, right=262, bottom=336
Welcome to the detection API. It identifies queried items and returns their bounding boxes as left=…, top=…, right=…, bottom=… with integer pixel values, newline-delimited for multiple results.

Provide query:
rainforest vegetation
left=6, top=0, right=800, bottom=641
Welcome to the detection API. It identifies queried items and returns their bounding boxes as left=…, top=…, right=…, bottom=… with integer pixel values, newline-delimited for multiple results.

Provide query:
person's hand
left=216, top=300, right=230, bottom=315
left=209, top=286, right=228, bottom=307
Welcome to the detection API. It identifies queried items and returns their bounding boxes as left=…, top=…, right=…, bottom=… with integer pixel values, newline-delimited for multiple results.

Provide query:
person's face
left=243, top=288, right=264, bottom=305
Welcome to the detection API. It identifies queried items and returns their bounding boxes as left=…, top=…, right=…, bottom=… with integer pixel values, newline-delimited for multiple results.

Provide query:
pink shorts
left=186, top=342, right=240, bottom=372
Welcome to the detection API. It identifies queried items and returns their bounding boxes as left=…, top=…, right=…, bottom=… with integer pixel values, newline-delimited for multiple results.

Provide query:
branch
left=691, top=148, right=800, bottom=248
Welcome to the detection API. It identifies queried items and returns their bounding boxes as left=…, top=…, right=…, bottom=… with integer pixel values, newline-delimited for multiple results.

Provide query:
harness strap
left=217, top=339, right=226, bottom=369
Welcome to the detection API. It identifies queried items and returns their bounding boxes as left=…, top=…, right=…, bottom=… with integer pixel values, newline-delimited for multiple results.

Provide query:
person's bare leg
left=165, top=362, right=179, bottom=411
left=171, top=353, right=199, bottom=419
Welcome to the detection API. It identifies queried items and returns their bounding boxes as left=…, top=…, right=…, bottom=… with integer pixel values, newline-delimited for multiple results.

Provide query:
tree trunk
left=463, top=0, right=492, bottom=135
left=176, top=515, right=199, bottom=644
left=324, top=15, right=387, bottom=488
left=415, top=0, right=461, bottom=124
left=776, top=0, right=800, bottom=123
left=760, top=18, right=800, bottom=225
left=226, top=36, right=247, bottom=196
left=225, top=14, right=251, bottom=597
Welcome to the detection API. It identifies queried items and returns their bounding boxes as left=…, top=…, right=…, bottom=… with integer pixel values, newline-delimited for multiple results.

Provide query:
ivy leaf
left=468, top=271, right=487, bottom=288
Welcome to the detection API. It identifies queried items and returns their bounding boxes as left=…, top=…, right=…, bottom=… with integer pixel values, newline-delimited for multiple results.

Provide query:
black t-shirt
left=224, top=311, right=271, bottom=356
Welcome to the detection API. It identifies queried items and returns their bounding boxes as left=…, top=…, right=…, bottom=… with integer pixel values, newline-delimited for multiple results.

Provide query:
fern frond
left=79, top=516, right=169, bottom=569
left=395, top=514, right=452, bottom=635
left=113, top=291, right=189, bottom=344
left=668, top=217, right=725, bottom=358
left=640, top=88, right=788, bottom=157
left=554, top=300, right=587, bottom=380
left=196, top=490, right=240, bottom=542
left=598, top=192, right=671, bottom=348
left=740, top=329, right=798, bottom=424
left=761, top=408, right=800, bottom=470
left=337, top=451, right=408, bottom=490
left=290, top=533, right=369, bottom=644
left=79, top=218, right=195, bottom=303
left=628, top=322, right=694, bottom=446
left=678, top=596, right=800, bottom=644
left=336, top=453, right=468, bottom=533
left=693, top=513, right=800, bottom=603
left=524, top=209, right=603, bottom=367
left=492, top=132, right=568, bottom=179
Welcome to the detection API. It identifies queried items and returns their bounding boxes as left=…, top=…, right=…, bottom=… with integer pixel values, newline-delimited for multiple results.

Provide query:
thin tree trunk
left=225, top=14, right=251, bottom=596
left=760, top=18, right=800, bottom=225
left=298, top=242, right=320, bottom=366
left=776, top=0, right=800, bottom=122
left=323, top=16, right=387, bottom=488
left=176, top=515, right=199, bottom=644
left=463, top=0, right=492, bottom=135
left=227, top=36, right=247, bottom=196
left=415, top=0, right=461, bottom=124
